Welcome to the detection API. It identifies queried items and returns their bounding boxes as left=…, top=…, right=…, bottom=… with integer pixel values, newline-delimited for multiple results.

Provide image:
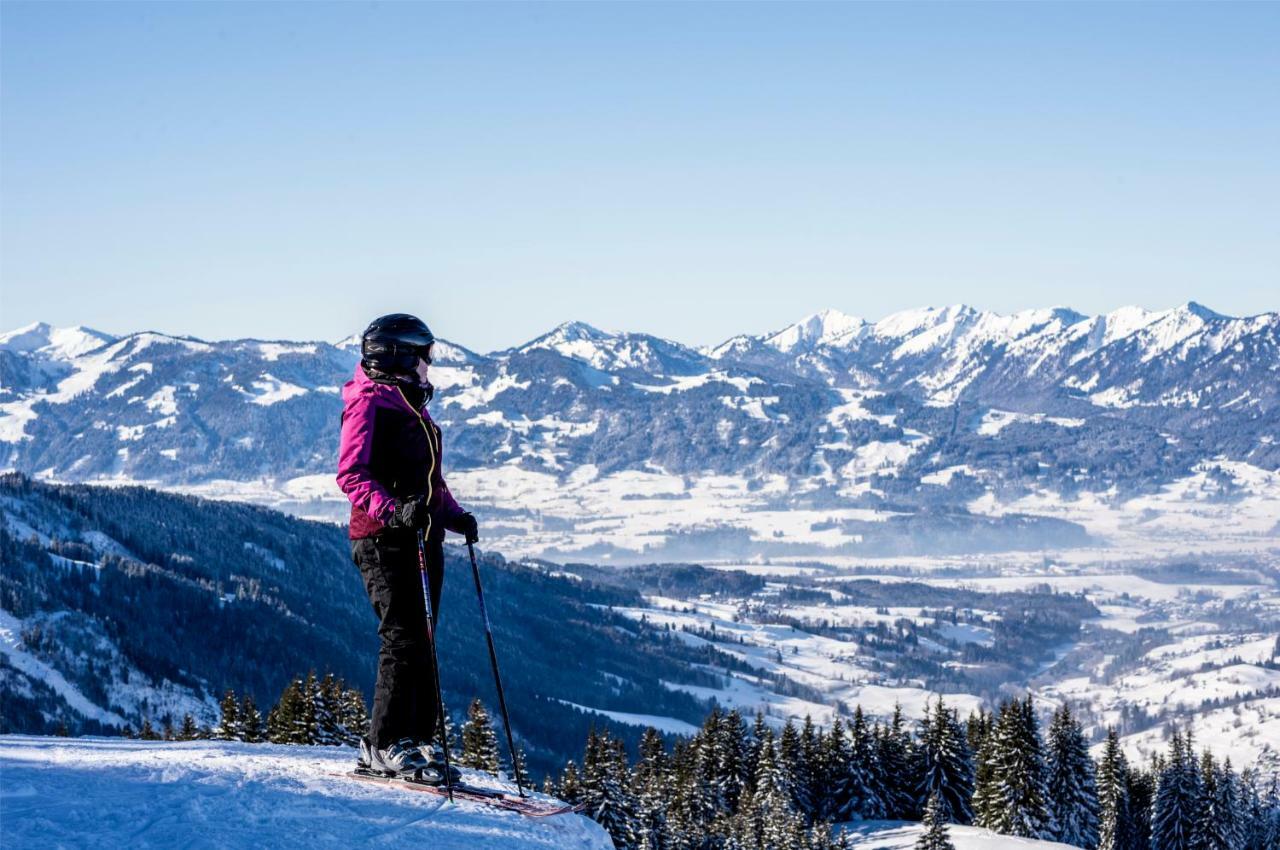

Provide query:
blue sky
left=2, top=2, right=1277, bottom=352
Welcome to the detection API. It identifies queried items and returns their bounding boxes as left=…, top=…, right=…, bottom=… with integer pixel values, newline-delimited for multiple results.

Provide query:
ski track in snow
left=0, top=736, right=611, bottom=850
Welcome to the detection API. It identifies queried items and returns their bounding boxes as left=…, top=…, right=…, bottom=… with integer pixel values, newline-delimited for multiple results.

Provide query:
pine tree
left=268, top=677, right=306, bottom=744
left=780, top=719, right=813, bottom=820
left=178, top=713, right=199, bottom=742
left=914, top=697, right=974, bottom=825
left=1214, top=759, right=1243, bottom=850
left=745, top=710, right=769, bottom=793
left=915, top=792, right=957, bottom=850
left=460, top=698, right=502, bottom=774
left=1097, top=728, right=1131, bottom=850
left=1126, top=763, right=1156, bottom=850
left=971, top=709, right=1000, bottom=829
left=849, top=707, right=884, bottom=820
left=986, top=696, right=1051, bottom=838
left=1046, top=704, right=1099, bottom=848
left=735, top=728, right=808, bottom=850
left=877, top=705, right=914, bottom=820
left=580, top=729, right=639, bottom=850
left=336, top=684, right=369, bottom=746
left=1152, top=730, right=1198, bottom=850
left=215, top=689, right=241, bottom=741
left=632, top=727, right=674, bottom=850
left=296, top=671, right=321, bottom=746
left=236, top=695, right=259, bottom=743
left=139, top=717, right=159, bottom=741
left=674, top=711, right=725, bottom=839
left=313, top=674, right=340, bottom=746
left=799, top=715, right=822, bottom=821
left=559, top=760, right=583, bottom=805
left=966, top=709, right=991, bottom=758
left=819, top=716, right=851, bottom=822
left=715, top=708, right=750, bottom=815
left=1190, top=749, right=1242, bottom=850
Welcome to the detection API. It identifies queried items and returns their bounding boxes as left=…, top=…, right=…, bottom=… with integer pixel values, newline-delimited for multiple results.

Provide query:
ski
left=334, top=771, right=586, bottom=818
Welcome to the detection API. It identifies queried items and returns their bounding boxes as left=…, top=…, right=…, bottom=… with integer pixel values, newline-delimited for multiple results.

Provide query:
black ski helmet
left=361, top=313, right=435, bottom=374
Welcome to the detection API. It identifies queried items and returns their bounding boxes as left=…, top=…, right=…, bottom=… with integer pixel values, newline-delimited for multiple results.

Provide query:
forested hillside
left=0, top=474, right=724, bottom=775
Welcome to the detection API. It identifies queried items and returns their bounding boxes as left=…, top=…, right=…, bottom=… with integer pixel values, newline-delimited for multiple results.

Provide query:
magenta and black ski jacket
left=336, top=362, right=468, bottom=540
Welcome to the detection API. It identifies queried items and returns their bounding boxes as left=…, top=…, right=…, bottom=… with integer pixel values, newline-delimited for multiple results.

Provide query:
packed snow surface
left=0, top=736, right=610, bottom=850
left=841, top=820, right=1079, bottom=849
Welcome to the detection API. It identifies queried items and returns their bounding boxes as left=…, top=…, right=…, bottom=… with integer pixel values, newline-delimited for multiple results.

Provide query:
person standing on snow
left=336, top=313, right=478, bottom=780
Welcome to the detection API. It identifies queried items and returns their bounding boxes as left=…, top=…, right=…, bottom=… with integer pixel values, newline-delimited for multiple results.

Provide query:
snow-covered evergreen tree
left=178, top=713, right=199, bottom=741
left=819, top=716, right=851, bottom=822
left=581, top=728, right=639, bottom=850
left=915, top=792, right=957, bottom=850
left=267, top=677, right=306, bottom=744
left=733, top=727, right=809, bottom=850
left=1126, top=763, right=1156, bottom=850
left=632, top=727, right=674, bottom=850
left=1240, top=766, right=1280, bottom=850
left=558, top=760, right=583, bottom=805
left=336, top=683, right=368, bottom=746
left=849, top=706, right=884, bottom=820
left=1096, top=728, right=1131, bottom=850
left=214, top=689, right=241, bottom=741
left=913, top=697, right=974, bottom=825
left=986, top=696, right=1051, bottom=838
left=239, top=694, right=264, bottom=743
left=1152, top=730, right=1199, bottom=850
left=716, top=709, right=750, bottom=815
left=876, top=704, right=915, bottom=820
left=796, top=715, right=821, bottom=822
left=971, top=710, right=1000, bottom=829
left=460, top=698, right=501, bottom=774
left=779, top=719, right=813, bottom=820
left=1045, top=703, right=1099, bottom=848
left=1214, top=759, right=1243, bottom=850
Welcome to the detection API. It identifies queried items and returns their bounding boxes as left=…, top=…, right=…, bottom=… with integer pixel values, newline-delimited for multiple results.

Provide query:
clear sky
left=2, top=2, right=1277, bottom=352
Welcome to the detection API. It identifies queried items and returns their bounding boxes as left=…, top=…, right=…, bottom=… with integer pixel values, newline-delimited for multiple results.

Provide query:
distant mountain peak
left=1178, top=300, right=1224, bottom=321
left=0, top=322, right=116, bottom=359
left=763, top=308, right=868, bottom=352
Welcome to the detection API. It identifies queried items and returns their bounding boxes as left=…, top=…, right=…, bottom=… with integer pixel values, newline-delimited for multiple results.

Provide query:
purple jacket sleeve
left=336, top=392, right=396, bottom=524
left=437, top=479, right=469, bottom=533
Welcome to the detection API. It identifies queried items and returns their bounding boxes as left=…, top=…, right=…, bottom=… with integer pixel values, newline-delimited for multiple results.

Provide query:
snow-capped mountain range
left=2, top=303, right=1277, bottom=560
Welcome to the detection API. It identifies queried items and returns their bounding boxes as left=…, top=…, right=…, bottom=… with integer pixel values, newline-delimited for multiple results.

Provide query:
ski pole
left=467, top=541, right=527, bottom=797
left=417, top=527, right=455, bottom=802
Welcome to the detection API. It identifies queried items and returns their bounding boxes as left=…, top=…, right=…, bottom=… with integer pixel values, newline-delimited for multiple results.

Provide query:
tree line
left=542, top=696, right=1280, bottom=850
left=119, top=665, right=1280, bottom=850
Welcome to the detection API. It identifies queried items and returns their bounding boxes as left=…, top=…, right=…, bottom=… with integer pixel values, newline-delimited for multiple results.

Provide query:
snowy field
left=840, top=821, right=1078, bottom=849
left=600, top=553, right=1280, bottom=774
left=0, top=736, right=610, bottom=850
left=79, top=454, right=1280, bottom=564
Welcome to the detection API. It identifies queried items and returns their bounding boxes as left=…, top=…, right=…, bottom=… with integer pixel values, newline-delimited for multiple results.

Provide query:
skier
left=336, top=313, right=478, bottom=781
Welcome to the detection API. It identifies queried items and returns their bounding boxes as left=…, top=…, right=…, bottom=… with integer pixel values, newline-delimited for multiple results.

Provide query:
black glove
left=386, top=496, right=429, bottom=530
left=456, top=512, right=479, bottom=544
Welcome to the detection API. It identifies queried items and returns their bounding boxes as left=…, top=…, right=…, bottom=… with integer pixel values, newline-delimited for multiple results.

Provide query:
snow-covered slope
left=841, top=821, right=1078, bottom=849
left=0, top=735, right=610, bottom=849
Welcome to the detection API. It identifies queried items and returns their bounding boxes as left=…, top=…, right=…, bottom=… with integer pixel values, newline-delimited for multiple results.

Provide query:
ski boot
left=369, top=738, right=431, bottom=777
left=415, top=741, right=462, bottom=785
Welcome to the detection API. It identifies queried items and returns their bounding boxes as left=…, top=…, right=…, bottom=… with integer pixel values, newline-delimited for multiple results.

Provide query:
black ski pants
left=351, top=529, right=444, bottom=751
